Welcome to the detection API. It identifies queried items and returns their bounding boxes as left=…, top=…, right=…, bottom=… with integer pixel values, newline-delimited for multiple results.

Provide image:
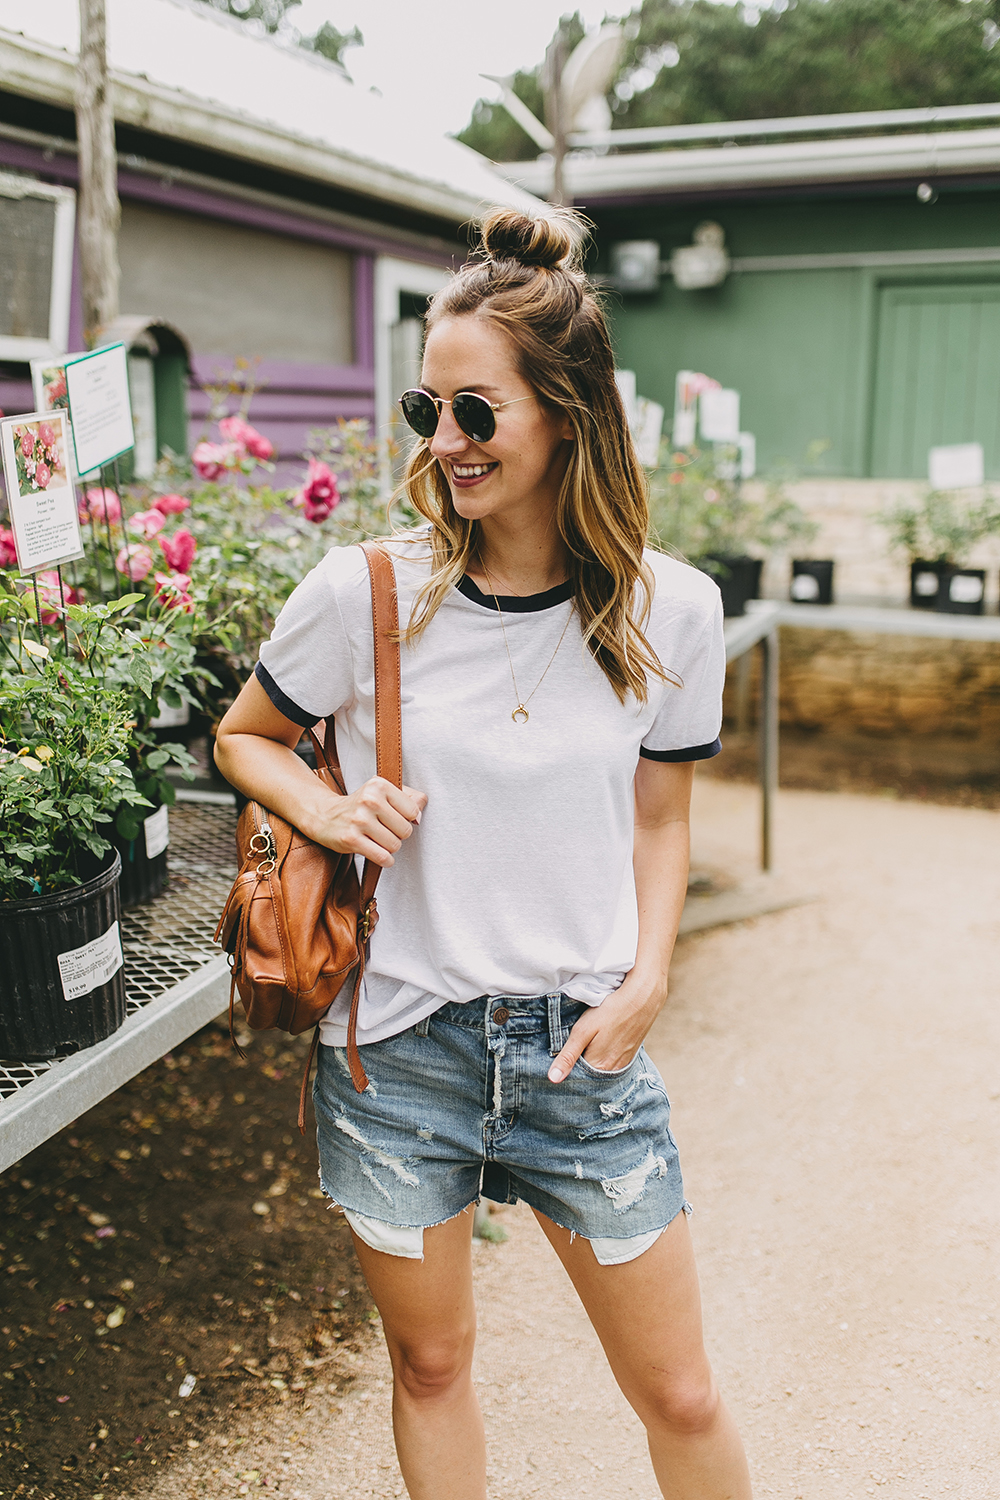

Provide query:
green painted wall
left=593, top=186, right=1000, bottom=478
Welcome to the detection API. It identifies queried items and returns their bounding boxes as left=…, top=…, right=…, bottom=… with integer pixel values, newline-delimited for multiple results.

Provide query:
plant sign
left=0, top=408, right=85, bottom=573
left=64, top=342, right=135, bottom=476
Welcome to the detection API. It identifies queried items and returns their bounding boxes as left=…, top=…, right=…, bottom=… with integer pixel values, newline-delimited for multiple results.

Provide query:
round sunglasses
left=399, top=388, right=531, bottom=445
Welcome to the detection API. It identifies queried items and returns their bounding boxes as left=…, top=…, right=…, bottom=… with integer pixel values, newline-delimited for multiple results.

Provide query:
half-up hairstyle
left=401, top=207, right=670, bottom=704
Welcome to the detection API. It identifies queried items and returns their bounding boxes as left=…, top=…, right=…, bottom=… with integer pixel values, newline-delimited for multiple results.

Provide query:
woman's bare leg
left=348, top=1207, right=486, bottom=1500
left=533, top=1207, right=752, bottom=1499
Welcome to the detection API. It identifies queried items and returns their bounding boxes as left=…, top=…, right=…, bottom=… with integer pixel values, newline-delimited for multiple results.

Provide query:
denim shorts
left=313, top=993, right=689, bottom=1254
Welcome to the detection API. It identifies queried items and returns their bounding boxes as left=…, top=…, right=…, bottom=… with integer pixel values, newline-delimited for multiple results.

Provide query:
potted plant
left=0, top=586, right=150, bottom=1057
left=648, top=444, right=817, bottom=615
left=790, top=558, right=835, bottom=605
left=878, top=490, right=1000, bottom=614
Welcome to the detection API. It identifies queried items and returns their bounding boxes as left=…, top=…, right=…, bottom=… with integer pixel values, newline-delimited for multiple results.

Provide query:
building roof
left=496, top=106, right=1000, bottom=205
left=0, top=0, right=540, bottom=224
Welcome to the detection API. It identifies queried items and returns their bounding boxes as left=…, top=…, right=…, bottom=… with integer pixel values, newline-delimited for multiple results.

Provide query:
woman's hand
left=215, top=676, right=427, bottom=867
left=547, top=972, right=668, bottom=1082
left=312, top=776, right=427, bottom=869
left=547, top=757, right=696, bottom=1084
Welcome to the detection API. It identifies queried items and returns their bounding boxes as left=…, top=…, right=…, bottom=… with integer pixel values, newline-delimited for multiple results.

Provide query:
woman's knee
left=637, top=1371, right=721, bottom=1437
left=389, top=1327, right=476, bottom=1401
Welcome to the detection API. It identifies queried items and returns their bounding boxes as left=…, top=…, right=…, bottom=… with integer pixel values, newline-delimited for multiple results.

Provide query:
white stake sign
left=0, top=408, right=84, bottom=573
left=64, top=342, right=135, bottom=476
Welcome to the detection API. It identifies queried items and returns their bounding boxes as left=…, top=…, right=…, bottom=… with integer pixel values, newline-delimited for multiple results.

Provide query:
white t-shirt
left=256, top=537, right=724, bottom=1047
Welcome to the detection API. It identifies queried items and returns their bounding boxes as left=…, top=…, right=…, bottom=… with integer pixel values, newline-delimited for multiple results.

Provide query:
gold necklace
left=480, top=561, right=574, bottom=724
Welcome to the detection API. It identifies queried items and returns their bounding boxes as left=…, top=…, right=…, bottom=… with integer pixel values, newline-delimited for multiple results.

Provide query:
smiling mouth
left=451, top=462, right=498, bottom=480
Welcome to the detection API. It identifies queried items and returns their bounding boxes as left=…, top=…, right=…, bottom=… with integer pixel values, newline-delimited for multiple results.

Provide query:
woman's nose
left=428, top=403, right=469, bottom=457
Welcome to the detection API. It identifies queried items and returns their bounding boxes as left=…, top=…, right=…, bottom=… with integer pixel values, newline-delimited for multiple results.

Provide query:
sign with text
left=928, top=443, right=984, bottom=490
left=64, top=342, right=135, bottom=475
left=0, top=408, right=84, bottom=573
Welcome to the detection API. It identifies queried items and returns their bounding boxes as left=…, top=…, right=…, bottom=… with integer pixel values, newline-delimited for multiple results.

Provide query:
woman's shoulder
left=311, top=529, right=433, bottom=596
left=643, top=547, right=722, bottom=624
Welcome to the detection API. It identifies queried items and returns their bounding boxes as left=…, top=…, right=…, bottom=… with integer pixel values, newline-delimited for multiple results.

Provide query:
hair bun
left=479, top=207, right=587, bottom=272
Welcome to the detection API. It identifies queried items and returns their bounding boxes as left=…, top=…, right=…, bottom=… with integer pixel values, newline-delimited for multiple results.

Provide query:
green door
left=870, top=281, right=1000, bottom=480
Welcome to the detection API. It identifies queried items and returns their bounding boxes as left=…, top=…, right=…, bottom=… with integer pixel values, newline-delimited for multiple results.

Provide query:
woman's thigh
left=349, top=1207, right=479, bottom=1380
left=532, top=1206, right=714, bottom=1421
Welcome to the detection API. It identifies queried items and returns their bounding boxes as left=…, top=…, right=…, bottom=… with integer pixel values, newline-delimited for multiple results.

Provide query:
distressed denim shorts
left=314, top=993, right=689, bottom=1264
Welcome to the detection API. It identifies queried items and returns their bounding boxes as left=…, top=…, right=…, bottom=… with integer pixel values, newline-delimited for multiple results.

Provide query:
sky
left=290, top=0, right=617, bottom=139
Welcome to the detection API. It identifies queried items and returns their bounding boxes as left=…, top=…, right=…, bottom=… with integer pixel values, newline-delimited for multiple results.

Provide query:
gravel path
left=141, top=780, right=1000, bottom=1499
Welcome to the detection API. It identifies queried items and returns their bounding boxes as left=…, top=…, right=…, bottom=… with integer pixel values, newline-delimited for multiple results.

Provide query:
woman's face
left=419, top=314, right=573, bottom=527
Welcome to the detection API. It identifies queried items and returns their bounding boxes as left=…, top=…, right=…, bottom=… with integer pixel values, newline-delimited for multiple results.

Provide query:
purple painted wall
left=0, top=137, right=451, bottom=467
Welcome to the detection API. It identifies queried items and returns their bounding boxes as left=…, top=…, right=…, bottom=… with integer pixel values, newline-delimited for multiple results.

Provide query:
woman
left=215, top=208, right=752, bottom=1500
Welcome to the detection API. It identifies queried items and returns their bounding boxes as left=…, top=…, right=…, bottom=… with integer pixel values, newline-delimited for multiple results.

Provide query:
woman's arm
left=547, top=758, right=694, bottom=1081
left=215, top=675, right=427, bottom=869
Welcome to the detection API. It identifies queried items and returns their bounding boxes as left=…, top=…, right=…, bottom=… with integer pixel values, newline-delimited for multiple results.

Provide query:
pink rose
left=18, top=429, right=35, bottom=458
left=0, top=527, right=18, bottom=568
left=87, top=488, right=122, bottom=523
left=128, top=508, right=166, bottom=539
left=115, top=543, right=154, bottom=581
left=192, top=440, right=242, bottom=481
left=34, top=462, right=51, bottom=490
left=153, top=493, right=190, bottom=515
left=219, top=415, right=274, bottom=462
left=294, top=459, right=340, bottom=524
left=154, top=571, right=194, bottom=611
left=34, top=570, right=80, bottom=622
left=158, top=527, right=197, bottom=572
left=37, top=422, right=56, bottom=448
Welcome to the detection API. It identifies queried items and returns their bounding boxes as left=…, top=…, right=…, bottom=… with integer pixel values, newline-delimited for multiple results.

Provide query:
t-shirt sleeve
left=254, top=547, right=361, bottom=728
left=639, top=585, right=725, bottom=763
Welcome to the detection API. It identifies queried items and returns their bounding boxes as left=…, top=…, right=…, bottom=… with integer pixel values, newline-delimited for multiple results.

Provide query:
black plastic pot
left=910, top=559, right=948, bottom=610
left=790, top=559, right=835, bottom=605
left=113, top=803, right=170, bottom=908
left=937, top=567, right=986, bottom=616
left=0, top=850, right=126, bottom=1059
left=701, top=555, right=763, bottom=617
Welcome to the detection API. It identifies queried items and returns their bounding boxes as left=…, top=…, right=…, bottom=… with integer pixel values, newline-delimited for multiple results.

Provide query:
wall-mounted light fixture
left=608, top=222, right=730, bottom=294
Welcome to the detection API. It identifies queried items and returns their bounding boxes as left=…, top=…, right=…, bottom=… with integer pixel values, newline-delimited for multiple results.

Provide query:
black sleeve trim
left=640, top=736, right=722, bottom=763
left=254, top=662, right=321, bottom=729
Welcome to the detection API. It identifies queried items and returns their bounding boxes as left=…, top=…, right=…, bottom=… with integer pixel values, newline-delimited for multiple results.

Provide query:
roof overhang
left=0, top=27, right=538, bottom=225
left=496, top=126, right=1000, bottom=205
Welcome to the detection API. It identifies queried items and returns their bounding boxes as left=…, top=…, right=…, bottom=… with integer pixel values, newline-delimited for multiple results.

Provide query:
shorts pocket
left=576, top=1049, right=641, bottom=1079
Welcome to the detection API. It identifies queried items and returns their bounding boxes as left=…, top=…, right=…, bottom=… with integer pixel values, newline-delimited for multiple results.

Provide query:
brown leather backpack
left=215, top=542, right=401, bottom=1128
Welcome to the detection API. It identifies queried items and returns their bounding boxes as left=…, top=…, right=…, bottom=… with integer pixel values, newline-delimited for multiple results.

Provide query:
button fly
left=493, top=1006, right=510, bottom=1025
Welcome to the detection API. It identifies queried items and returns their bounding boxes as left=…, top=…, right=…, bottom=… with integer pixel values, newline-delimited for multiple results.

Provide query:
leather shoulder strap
left=360, top=541, right=402, bottom=791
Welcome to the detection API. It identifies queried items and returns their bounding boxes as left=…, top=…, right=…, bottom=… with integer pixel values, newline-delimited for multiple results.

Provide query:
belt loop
left=414, top=1015, right=430, bottom=1038
left=547, top=992, right=564, bottom=1057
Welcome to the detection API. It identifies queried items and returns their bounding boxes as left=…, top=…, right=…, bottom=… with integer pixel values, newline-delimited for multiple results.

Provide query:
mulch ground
left=0, top=1025, right=374, bottom=1500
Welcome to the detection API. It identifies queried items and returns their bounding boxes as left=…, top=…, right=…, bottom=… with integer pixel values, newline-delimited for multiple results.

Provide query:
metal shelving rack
left=0, top=798, right=237, bottom=1174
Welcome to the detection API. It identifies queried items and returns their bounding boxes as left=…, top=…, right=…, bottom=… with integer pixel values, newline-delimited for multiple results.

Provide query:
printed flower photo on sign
left=13, top=420, right=66, bottom=498
left=39, top=364, right=69, bottom=411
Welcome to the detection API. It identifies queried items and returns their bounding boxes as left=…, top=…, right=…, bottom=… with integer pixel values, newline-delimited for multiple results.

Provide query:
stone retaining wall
left=725, top=627, right=1000, bottom=739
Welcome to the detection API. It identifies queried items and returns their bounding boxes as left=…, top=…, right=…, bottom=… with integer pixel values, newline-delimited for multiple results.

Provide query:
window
left=0, top=173, right=76, bottom=361
left=118, top=202, right=354, bottom=364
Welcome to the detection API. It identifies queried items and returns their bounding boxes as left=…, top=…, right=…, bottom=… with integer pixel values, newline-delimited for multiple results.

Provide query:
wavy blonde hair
left=399, top=207, right=671, bottom=704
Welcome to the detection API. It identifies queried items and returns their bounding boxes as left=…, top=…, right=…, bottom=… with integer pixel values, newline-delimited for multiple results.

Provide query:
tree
left=457, top=0, right=1000, bottom=161
left=303, top=20, right=364, bottom=70
left=191, top=0, right=363, bottom=73
left=193, top=0, right=302, bottom=32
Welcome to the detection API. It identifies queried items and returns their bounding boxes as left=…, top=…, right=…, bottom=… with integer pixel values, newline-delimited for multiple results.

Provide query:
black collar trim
left=456, top=574, right=574, bottom=613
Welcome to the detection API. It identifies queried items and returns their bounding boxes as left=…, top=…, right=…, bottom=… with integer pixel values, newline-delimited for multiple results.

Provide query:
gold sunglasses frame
left=399, top=388, right=532, bottom=440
